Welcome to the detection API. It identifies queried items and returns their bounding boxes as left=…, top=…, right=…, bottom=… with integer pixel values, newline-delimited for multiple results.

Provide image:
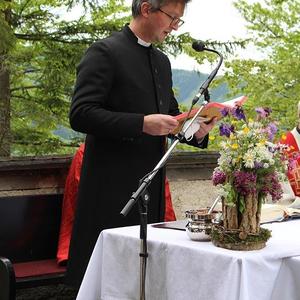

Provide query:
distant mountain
left=172, top=69, right=232, bottom=106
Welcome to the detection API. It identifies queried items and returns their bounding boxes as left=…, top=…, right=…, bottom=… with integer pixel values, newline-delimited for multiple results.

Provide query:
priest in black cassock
left=66, top=0, right=217, bottom=289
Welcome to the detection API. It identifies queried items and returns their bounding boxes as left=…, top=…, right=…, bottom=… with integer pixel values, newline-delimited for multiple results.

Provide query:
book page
left=172, top=95, right=247, bottom=135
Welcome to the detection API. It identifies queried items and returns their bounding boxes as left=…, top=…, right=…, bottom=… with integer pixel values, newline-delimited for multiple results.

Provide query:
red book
left=172, top=95, right=247, bottom=134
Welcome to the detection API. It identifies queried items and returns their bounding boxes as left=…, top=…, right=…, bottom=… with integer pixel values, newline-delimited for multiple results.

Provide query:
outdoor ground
left=170, top=179, right=219, bottom=219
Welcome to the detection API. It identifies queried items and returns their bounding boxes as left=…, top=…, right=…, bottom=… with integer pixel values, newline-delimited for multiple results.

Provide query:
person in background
left=280, top=101, right=300, bottom=197
left=56, top=144, right=176, bottom=266
left=67, top=0, right=217, bottom=288
left=279, top=102, right=300, bottom=207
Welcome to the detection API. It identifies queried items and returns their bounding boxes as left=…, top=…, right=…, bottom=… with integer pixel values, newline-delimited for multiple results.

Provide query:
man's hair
left=131, top=0, right=191, bottom=18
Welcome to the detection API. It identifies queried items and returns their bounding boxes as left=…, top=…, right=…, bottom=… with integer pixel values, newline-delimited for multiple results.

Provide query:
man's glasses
left=157, top=8, right=185, bottom=28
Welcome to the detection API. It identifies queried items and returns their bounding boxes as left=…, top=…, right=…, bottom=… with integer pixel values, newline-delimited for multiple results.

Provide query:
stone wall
left=166, top=151, right=219, bottom=219
left=169, top=180, right=218, bottom=220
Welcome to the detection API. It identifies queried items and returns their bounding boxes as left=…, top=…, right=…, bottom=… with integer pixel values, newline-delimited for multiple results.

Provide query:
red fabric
left=56, top=144, right=85, bottom=265
left=14, top=259, right=66, bottom=278
left=280, top=131, right=300, bottom=196
left=56, top=144, right=176, bottom=265
left=164, top=177, right=176, bottom=221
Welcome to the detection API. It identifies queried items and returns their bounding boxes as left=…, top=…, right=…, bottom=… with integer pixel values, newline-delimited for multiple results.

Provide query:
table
left=77, top=220, right=300, bottom=300
left=271, top=256, right=300, bottom=299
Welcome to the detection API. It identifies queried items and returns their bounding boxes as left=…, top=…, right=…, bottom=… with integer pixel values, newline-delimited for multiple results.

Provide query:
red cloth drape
left=56, top=144, right=176, bottom=265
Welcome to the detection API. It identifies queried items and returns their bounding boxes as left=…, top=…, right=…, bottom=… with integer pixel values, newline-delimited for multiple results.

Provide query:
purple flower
left=265, top=123, right=278, bottom=141
left=220, top=107, right=230, bottom=117
left=212, top=169, right=226, bottom=186
left=254, top=161, right=264, bottom=169
left=232, top=106, right=246, bottom=121
left=255, top=107, right=272, bottom=119
left=260, top=172, right=282, bottom=202
left=233, top=171, right=257, bottom=196
left=219, top=123, right=234, bottom=137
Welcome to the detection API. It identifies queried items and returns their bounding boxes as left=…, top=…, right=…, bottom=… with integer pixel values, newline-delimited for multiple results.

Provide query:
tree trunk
left=0, top=6, right=12, bottom=156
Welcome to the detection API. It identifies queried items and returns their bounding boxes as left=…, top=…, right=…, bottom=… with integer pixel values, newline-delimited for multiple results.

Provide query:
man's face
left=147, top=1, right=185, bottom=43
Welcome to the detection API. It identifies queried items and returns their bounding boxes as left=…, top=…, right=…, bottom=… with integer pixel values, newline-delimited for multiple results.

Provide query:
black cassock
left=66, top=25, right=207, bottom=287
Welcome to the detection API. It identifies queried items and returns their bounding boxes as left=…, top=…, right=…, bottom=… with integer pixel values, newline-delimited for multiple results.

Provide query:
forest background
left=0, top=0, right=299, bottom=157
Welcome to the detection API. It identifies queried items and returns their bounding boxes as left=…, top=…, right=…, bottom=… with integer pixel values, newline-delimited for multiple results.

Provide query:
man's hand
left=194, top=117, right=218, bottom=140
left=143, top=114, right=179, bottom=136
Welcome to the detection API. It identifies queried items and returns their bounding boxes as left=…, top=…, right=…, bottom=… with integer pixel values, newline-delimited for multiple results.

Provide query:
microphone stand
left=120, top=44, right=223, bottom=300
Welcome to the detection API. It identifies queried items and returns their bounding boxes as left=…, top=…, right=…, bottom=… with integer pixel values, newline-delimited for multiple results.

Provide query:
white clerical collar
left=136, top=36, right=151, bottom=47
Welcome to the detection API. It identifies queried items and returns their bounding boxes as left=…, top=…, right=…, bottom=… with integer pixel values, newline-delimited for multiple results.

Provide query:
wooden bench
left=0, top=155, right=72, bottom=300
left=0, top=194, right=66, bottom=300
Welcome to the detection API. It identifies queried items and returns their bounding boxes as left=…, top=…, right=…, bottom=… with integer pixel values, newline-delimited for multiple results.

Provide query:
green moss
left=211, top=226, right=272, bottom=248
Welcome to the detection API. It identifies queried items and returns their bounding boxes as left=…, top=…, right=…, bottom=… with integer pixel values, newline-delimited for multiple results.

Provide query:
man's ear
left=140, top=2, right=152, bottom=17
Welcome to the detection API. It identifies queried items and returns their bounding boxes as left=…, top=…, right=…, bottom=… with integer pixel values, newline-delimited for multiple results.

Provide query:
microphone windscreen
left=192, top=41, right=206, bottom=52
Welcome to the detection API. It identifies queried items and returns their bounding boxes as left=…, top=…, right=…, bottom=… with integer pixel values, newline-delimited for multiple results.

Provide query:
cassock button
left=158, top=84, right=161, bottom=89
left=154, top=68, right=158, bottom=74
left=159, top=100, right=163, bottom=106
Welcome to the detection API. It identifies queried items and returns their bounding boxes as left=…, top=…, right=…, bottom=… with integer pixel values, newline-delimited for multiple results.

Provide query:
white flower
left=243, top=150, right=255, bottom=168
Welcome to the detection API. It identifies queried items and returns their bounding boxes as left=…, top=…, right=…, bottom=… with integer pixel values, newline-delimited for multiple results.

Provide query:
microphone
left=192, top=40, right=206, bottom=52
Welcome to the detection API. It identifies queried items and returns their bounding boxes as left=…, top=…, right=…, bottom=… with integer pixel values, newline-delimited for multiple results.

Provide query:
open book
left=172, top=95, right=247, bottom=135
left=283, top=208, right=300, bottom=219
left=260, top=204, right=300, bottom=224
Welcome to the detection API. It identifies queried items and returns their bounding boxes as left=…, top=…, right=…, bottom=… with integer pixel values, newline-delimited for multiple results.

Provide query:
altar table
left=77, top=220, right=300, bottom=300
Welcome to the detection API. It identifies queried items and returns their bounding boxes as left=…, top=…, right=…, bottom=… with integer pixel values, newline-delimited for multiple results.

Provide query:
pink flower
left=233, top=171, right=257, bottom=196
left=212, top=169, right=226, bottom=186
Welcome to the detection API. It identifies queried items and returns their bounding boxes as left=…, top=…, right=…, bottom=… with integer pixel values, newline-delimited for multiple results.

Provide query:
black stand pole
left=138, top=186, right=150, bottom=300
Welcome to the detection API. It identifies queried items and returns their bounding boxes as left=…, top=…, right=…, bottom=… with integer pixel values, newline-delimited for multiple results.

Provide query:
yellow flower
left=231, top=143, right=238, bottom=149
left=281, top=134, right=287, bottom=141
left=243, top=127, right=250, bottom=134
left=258, top=139, right=266, bottom=146
left=209, top=135, right=215, bottom=141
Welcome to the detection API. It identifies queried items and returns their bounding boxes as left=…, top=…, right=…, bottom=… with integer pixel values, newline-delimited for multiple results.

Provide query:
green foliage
left=219, top=0, right=300, bottom=132
left=0, top=6, right=15, bottom=53
left=2, top=0, right=130, bottom=155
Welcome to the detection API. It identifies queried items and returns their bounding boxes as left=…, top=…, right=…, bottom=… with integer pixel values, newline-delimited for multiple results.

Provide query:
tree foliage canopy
left=219, top=0, right=300, bottom=132
left=1, top=0, right=134, bottom=155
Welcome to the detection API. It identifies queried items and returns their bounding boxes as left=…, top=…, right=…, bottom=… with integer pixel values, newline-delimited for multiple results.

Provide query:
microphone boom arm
left=192, top=47, right=223, bottom=106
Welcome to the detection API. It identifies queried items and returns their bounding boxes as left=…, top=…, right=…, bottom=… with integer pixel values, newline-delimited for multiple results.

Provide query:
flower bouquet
left=211, top=106, right=293, bottom=250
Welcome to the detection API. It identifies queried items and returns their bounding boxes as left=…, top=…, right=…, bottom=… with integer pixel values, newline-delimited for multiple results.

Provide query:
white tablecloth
left=77, top=220, right=300, bottom=300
